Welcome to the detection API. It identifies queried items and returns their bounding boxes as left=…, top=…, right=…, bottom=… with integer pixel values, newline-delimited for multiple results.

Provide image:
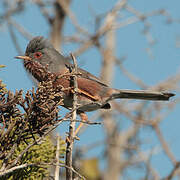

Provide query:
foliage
left=1, top=136, right=65, bottom=180
left=0, top=68, right=66, bottom=179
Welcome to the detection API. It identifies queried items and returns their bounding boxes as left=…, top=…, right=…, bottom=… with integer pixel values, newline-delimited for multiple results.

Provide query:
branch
left=0, top=162, right=86, bottom=179
left=7, top=18, right=33, bottom=40
left=55, top=133, right=60, bottom=180
left=154, top=124, right=177, bottom=165
left=50, top=0, right=71, bottom=50
left=0, top=163, right=37, bottom=177
left=65, top=53, right=78, bottom=180
left=164, top=162, right=180, bottom=180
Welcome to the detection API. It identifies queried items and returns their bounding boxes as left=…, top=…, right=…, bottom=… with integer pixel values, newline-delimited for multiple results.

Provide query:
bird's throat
left=24, top=61, right=54, bottom=82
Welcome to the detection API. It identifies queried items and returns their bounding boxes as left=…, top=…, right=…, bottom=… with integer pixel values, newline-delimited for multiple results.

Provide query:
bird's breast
left=24, top=61, right=53, bottom=82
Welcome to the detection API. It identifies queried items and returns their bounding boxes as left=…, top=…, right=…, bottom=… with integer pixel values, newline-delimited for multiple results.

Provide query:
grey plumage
left=110, top=89, right=174, bottom=101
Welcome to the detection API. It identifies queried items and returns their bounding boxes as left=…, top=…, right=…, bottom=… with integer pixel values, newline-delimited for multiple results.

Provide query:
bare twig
left=34, top=0, right=51, bottom=22
left=50, top=0, right=71, bottom=50
left=7, top=20, right=23, bottom=54
left=154, top=124, right=177, bottom=165
left=164, top=162, right=180, bottom=180
left=55, top=133, right=60, bottom=180
left=100, top=4, right=119, bottom=179
left=0, top=163, right=37, bottom=177
left=65, top=53, right=78, bottom=180
left=0, top=162, right=86, bottom=179
left=58, top=0, right=89, bottom=36
left=116, top=59, right=148, bottom=89
left=8, top=18, right=33, bottom=40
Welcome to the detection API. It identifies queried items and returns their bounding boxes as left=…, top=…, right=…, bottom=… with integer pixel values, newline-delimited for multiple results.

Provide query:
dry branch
left=55, top=134, right=60, bottom=180
left=65, top=53, right=79, bottom=180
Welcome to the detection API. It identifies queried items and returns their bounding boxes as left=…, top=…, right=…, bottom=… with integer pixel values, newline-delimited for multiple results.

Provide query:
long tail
left=110, top=89, right=175, bottom=101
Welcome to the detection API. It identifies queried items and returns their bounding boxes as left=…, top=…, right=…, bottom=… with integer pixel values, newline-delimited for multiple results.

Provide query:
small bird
left=15, top=36, right=175, bottom=135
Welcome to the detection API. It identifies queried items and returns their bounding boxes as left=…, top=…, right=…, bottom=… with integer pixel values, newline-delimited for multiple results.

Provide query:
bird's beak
left=14, top=55, right=32, bottom=61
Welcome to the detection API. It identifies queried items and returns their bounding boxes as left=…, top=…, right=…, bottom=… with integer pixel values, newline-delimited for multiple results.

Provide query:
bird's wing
left=56, top=63, right=109, bottom=101
left=76, top=77, right=106, bottom=101
left=63, top=61, right=108, bottom=87
left=77, top=67, right=108, bottom=87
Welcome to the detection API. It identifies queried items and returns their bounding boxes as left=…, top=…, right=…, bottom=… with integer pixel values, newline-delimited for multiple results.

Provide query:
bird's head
left=15, top=36, right=65, bottom=82
left=15, top=36, right=69, bottom=77
left=15, top=36, right=54, bottom=67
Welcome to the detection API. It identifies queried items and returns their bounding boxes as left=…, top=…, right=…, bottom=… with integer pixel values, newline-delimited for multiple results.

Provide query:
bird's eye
left=34, top=52, right=42, bottom=59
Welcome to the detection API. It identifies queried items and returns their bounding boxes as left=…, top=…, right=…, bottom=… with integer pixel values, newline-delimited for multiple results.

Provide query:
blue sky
left=0, top=0, right=180, bottom=178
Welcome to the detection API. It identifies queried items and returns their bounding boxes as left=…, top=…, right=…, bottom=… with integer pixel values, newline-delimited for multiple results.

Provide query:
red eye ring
left=34, top=52, right=42, bottom=59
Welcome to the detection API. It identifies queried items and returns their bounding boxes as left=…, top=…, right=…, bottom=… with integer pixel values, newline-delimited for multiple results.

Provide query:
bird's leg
left=74, top=112, right=88, bottom=137
left=66, top=112, right=87, bottom=143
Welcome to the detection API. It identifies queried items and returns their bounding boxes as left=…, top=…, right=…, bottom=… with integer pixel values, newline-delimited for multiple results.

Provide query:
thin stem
left=65, top=53, right=78, bottom=180
left=55, top=133, right=60, bottom=180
